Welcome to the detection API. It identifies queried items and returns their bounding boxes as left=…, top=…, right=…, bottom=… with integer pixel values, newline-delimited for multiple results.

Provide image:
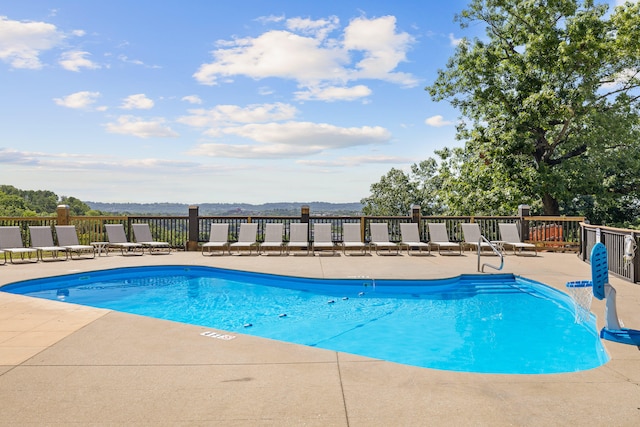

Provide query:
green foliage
left=361, top=159, right=445, bottom=216
left=424, top=0, right=640, bottom=220
left=0, top=185, right=95, bottom=216
left=59, top=196, right=92, bottom=216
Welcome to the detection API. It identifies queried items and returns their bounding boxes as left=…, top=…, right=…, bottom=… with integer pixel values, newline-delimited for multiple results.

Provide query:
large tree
left=427, top=0, right=640, bottom=217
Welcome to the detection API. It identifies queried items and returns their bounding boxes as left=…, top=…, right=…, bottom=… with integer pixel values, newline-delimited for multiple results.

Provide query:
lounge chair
left=54, top=225, right=96, bottom=259
left=369, top=223, right=400, bottom=255
left=0, top=249, right=4, bottom=265
left=202, top=223, right=230, bottom=256
left=287, top=223, right=310, bottom=255
left=229, top=223, right=259, bottom=255
left=498, top=223, right=538, bottom=256
left=427, top=223, right=462, bottom=255
left=312, top=223, right=336, bottom=256
left=461, top=223, right=493, bottom=253
left=399, top=223, right=430, bottom=255
left=105, top=224, right=144, bottom=256
left=259, top=223, right=285, bottom=255
left=132, top=223, right=171, bottom=254
left=341, top=223, right=367, bottom=255
left=0, top=226, right=38, bottom=263
left=28, top=226, right=69, bottom=261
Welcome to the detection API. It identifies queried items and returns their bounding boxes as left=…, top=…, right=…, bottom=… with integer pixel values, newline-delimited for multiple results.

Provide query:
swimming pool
left=2, top=265, right=608, bottom=374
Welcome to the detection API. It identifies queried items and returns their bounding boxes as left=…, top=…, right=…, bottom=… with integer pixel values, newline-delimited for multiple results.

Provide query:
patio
left=1, top=251, right=639, bottom=425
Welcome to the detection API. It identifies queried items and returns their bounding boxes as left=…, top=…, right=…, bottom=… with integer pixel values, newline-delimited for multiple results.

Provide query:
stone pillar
left=518, top=204, right=531, bottom=242
left=57, top=205, right=70, bottom=225
left=187, top=205, right=199, bottom=251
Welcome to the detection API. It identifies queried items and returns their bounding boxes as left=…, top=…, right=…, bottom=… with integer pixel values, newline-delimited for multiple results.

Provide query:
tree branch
left=546, top=144, right=588, bottom=166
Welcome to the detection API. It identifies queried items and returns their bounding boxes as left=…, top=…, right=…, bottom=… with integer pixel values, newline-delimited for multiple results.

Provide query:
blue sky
left=0, top=0, right=628, bottom=204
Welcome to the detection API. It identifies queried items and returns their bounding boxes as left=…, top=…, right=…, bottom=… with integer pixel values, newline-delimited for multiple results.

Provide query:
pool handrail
left=478, top=236, right=504, bottom=273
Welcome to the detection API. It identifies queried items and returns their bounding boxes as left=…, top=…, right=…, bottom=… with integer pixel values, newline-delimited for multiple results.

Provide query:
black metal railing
left=1, top=206, right=585, bottom=253
left=581, top=223, right=640, bottom=283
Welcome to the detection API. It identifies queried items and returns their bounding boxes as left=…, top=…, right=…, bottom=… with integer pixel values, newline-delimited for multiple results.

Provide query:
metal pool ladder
left=477, top=236, right=504, bottom=272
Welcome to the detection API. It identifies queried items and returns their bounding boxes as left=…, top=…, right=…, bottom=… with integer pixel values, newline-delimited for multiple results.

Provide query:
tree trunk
left=542, top=193, right=560, bottom=215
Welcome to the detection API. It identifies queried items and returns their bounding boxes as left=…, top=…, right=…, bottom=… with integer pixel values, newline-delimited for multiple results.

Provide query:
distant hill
left=86, top=201, right=363, bottom=216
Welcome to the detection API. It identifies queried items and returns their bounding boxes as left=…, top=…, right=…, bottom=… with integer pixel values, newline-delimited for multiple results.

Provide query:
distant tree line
left=0, top=185, right=100, bottom=216
left=87, top=201, right=364, bottom=216
left=0, top=186, right=363, bottom=217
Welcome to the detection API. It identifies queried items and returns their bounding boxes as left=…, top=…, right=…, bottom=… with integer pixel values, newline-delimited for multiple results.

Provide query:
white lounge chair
left=461, top=223, right=493, bottom=253
left=399, top=223, right=430, bottom=255
left=132, top=223, right=171, bottom=254
left=105, top=224, right=144, bottom=256
left=260, top=223, right=285, bottom=255
left=498, top=223, right=538, bottom=256
left=287, top=223, right=310, bottom=255
left=229, top=223, right=259, bottom=255
left=312, top=223, right=336, bottom=256
left=54, top=225, right=96, bottom=259
left=202, top=223, right=230, bottom=256
left=0, top=226, right=38, bottom=263
left=427, top=223, right=462, bottom=255
left=29, top=226, right=69, bottom=261
left=341, top=223, right=367, bottom=255
left=369, top=223, right=400, bottom=255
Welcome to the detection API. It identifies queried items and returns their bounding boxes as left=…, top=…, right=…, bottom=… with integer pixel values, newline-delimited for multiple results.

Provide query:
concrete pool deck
left=1, top=251, right=639, bottom=425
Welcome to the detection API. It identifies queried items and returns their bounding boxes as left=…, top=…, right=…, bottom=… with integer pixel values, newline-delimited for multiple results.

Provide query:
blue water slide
left=590, top=242, right=607, bottom=301
left=591, top=242, right=640, bottom=346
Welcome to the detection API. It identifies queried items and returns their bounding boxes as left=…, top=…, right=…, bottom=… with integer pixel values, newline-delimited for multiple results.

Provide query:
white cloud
left=118, top=54, right=161, bottom=69
left=181, top=95, right=203, bottom=104
left=53, top=91, right=101, bottom=109
left=0, top=16, right=66, bottom=69
left=601, top=68, right=639, bottom=89
left=297, top=154, right=411, bottom=167
left=178, top=102, right=298, bottom=128
left=0, top=147, right=199, bottom=172
left=425, top=115, right=453, bottom=127
left=255, top=15, right=285, bottom=25
left=194, top=30, right=346, bottom=86
left=225, top=122, right=390, bottom=146
left=193, top=15, right=417, bottom=92
left=104, top=115, right=178, bottom=138
left=342, top=16, right=416, bottom=86
left=294, top=85, right=372, bottom=101
left=188, top=122, right=391, bottom=159
left=286, top=16, right=339, bottom=40
left=59, top=50, right=100, bottom=71
left=448, top=33, right=462, bottom=47
left=120, top=94, right=154, bottom=110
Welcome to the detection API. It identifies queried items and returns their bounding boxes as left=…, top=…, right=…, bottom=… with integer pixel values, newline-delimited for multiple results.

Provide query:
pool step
left=459, top=280, right=532, bottom=296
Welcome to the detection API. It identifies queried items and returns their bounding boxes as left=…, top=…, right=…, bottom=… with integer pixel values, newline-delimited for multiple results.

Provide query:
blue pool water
left=2, top=266, right=608, bottom=374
